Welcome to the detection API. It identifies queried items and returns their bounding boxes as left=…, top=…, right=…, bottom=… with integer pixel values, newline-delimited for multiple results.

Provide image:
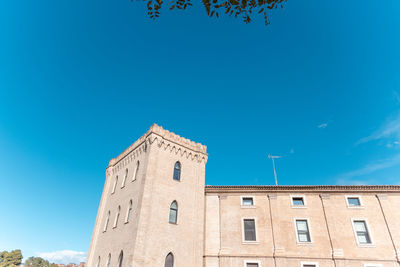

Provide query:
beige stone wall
left=131, top=132, right=207, bottom=266
left=204, top=189, right=400, bottom=267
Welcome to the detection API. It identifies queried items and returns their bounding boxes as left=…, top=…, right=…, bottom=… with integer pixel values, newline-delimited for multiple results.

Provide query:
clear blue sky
left=0, top=0, right=399, bottom=264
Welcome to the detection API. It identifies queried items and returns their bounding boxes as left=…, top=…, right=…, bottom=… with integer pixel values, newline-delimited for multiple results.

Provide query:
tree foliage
left=135, top=0, right=286, bottom=25
left=25, top=257, right=58, bottom=267
left=0, top=250, right=23, bottom=267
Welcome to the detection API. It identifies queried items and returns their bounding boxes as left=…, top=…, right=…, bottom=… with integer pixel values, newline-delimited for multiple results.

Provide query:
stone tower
left=86, top=124, right=208, bottom=267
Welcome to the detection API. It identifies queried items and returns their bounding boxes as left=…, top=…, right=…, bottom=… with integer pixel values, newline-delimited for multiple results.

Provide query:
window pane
left=296, top=220, right=308, bottom=231
left=292, top=197, right=304, bottom=206
left=244, top=219, right=256, bottom=241
left=303, top=265, right=317, bottom=267
left=354, top=221, right=366, bottom=231
left=169, top=209, right=177, bottom=223
left=171, top=202, right=177, bottom=209
left=357, top=232, right=371, bottom=244
left=246, top=263, right=259, bottom=267
left=242, top=198, right=254, bottom=206
left=348, top=197, right=360, bottom=206
left=165, top=253, right=174, bottom=267
left=299, top=233, right=310, bottom=242
left=173, top=162, right=181, bottom=180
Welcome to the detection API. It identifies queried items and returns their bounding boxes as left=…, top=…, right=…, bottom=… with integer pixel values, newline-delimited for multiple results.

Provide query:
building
left=86, top=124, right=400, bottom=267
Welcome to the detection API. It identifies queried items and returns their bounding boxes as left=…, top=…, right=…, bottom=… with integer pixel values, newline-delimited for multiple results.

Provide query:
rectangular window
left=246, top=263, right=259, bottom=267
left=242, top=197, right=254, bottom=206
left=347, top=197, right=361, bottom=206
left=296, top=219, right=311, bottom=242
left=353, top=220, right=371, bottom=244
left=292, top=197, right=305, bottom=206
left=243, top=219, right=257, bottom=241
left=301, top=264, right=318, bottom=267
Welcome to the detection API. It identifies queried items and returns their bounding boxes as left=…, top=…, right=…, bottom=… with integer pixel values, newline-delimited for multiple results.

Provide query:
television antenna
left=268, top=155, right=282, bottom=186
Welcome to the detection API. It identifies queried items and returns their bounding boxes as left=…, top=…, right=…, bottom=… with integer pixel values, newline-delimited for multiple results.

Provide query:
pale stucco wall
left=204, top=190, right=400, bottom=267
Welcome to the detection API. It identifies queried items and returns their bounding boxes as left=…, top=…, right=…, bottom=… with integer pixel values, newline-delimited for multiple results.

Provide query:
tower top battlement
left=108, top=123, right=207, bottom=167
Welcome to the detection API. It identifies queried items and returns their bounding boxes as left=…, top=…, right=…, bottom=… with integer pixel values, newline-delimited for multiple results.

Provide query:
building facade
left=87, top=125, right=400, bottom=267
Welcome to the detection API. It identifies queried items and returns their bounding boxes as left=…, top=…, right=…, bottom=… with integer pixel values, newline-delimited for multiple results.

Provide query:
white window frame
left=364, top=264, right=382, bottom=267
left=291, top=195, right=307, bottom=208
left=351, top=218, right=375, bottom=247
left=345, top=195, right=364, bottom=208
left=301, top=262, right=319, bottom=267
left=243, top=260, right=261, bottom=267
left=241, top=196, right=256, bottom=208
left=294, top=218, right=313, bottom=244
left=242, top=217, right=259, bottom=244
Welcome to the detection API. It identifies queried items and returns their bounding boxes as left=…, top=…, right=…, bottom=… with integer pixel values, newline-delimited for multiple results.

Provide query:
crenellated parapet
left=108, top=123, right=208, bottom=173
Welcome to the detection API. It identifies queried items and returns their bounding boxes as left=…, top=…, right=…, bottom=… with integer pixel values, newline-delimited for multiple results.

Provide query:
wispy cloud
left=37, top=250, right=87, bottom=264
left=317, top=123, right=328, bottom=129
left=356, top=112, right=400, bottom=146
left=335, top=153, right=400, bottom=184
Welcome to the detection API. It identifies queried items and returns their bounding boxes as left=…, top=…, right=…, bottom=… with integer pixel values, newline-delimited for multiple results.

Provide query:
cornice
left=107, top=123, right=208, bottom=170
left=205, top=185, right=400, bottom=194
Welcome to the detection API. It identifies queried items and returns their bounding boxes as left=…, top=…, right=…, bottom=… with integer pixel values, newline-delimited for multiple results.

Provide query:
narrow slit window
left=118, top=251, right=123, bottom=267
left=133, top=161, right=139, bottom=181
left=164, top=253, right=174, bottom=267
left=112, top=176, right=118, bottom=194
left=246, top=263, right=259, bottom=267
left=114, top=206, right=121, bottom=228
left=173, top=161, right=181, bottom=181
left=169, top=201, right=178, bottom=224
left=243, top=219, right=257, bottom=241
left=121, top=168, right=128, bottom=188
left=126, top=200, right=133, bottom=222
left=95, top=256, right=100, bottom=267
left=106, top=254, right=111, bottom=267
left=103, top=211, right=110, bottom=232
left=296, top=220, right=311, bottom=242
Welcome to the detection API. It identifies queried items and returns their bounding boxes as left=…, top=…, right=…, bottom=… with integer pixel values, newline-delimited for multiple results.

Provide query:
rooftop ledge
left=108, top=123, right=207, bottom=167
left=205, top=185, right=400, bottom=193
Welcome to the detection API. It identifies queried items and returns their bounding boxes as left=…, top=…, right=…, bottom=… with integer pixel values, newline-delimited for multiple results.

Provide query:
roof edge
left=205, top=185, right=400, bottom=193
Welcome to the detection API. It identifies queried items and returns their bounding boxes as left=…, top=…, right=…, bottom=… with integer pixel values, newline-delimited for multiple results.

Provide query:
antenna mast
left=268, top=155, right=282, bottom=186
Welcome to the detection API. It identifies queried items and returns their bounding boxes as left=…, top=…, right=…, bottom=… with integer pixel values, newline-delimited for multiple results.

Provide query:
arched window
left=95, top=256, right=100, bottom=267
left=126, top=200, right=133, bottom=223
left=112, top=176, right=118, bottom=194
left=164, top=253, right=174, bottom=267
left=106, top=254, right=111, bottom=267
left=118, top=251, right=123, bottom=267
left=133, top=161, right=140, bottom=181
left=121, top=168, right=128, bottom=188
left=104, top=211, right=110, bottom=232
left=173, top=161, right=181, bottom=181
left=169, top=201, right=178, bottom=224
left=114, top=206, right=121, bottom=228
